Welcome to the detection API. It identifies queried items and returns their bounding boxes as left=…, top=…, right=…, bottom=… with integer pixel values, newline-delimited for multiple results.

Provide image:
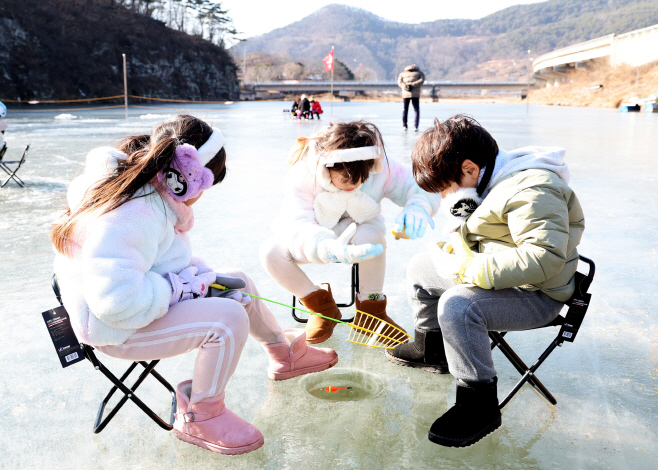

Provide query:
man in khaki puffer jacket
left=397, top=64, right=425, bottom=131
left=386, top=114, right=585, bottom=448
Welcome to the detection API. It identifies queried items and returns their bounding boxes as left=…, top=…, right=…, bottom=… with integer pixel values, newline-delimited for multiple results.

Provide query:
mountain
left=0, top=1, right=239, bottom=101
left=237, top=0, right=658, bottom=81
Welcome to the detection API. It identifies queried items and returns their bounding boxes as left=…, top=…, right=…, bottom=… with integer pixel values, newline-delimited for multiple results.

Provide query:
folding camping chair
left=291, top=263, right=359, bottom=324
left=490, top=255, right=595, bottom=409
left=51, top=276, right=177, bottom=434
left=0, top=143, right=30, bottom=187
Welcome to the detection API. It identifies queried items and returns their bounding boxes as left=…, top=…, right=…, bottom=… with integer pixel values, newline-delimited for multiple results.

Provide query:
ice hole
left=300, top=368, right=384, bottom=402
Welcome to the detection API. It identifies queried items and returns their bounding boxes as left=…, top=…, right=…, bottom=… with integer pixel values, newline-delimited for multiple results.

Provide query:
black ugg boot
left=428, top=377, right=502, bottom=447
left=385, top=329, right=450, bottom=373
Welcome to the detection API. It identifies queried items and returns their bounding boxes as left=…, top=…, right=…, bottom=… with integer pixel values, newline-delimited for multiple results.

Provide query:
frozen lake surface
left=1, top=101, right=657, bottom=469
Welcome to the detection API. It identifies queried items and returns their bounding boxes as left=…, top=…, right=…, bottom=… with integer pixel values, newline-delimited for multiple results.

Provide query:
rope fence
left=1, top=95, right=125, bottom=104
left=10, top=105, right=126, bottom=113
left=1, top=95, right=236, bottom=105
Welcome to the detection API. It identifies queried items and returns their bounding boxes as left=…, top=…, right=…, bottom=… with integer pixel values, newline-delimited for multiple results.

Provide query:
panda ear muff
left=163, top=168, right=188, bottom=197
left=159, top=143, right=212, bottom=202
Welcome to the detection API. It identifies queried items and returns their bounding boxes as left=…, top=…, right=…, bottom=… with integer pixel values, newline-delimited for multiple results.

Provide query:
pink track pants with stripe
left=97, top=270, right=285, bottom=405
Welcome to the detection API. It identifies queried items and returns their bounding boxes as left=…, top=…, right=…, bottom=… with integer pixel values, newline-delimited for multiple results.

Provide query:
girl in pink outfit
left=51, top=115, right=337, bottom=455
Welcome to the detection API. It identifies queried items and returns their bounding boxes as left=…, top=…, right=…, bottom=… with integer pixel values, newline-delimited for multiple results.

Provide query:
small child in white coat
left=51, top=115, right=338, bottom=455
left=260, top=121, right=440, bottom=344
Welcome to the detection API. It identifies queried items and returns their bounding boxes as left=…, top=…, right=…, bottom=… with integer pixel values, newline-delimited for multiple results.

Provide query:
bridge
left=533, top=23, right=658, bottom=85
left=241, top=80, right=536, bottom=100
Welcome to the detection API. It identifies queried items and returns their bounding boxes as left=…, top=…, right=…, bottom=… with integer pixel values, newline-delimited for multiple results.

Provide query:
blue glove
left=317, top=223, right=384, bottom=264
left=393, top=204, right=436, bottom=240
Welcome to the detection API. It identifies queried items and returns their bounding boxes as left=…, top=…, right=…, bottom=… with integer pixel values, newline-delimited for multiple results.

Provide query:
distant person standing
left=397, top=64, right=425, bottom=132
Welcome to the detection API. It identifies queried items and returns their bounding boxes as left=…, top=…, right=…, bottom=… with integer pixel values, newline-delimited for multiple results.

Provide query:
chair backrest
left=52, top=274, right=63, bottom=307
left=558, top=255, right=595, bottom=343
left=0, top=143, right=6, bottom=161
left=18, top=144, right=30, bottom=166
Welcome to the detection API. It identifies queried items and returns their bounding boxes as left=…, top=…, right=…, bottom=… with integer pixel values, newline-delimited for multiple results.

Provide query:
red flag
left=322, top=48, right=334, bottom=72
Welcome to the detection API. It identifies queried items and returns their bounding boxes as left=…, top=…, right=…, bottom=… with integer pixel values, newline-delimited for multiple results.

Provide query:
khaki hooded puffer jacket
left=459, top=169, right=585, bottom=303
left=397, top=65, right=425, bottom=98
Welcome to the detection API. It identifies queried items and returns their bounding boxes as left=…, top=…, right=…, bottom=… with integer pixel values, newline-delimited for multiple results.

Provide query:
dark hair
left=411, top=114, right=498, bottom=193
left=318, top=120, right=383, bottom=185
left=52, top=114, right=226, bottom=255
left=329, top=160, right=376, bottom=186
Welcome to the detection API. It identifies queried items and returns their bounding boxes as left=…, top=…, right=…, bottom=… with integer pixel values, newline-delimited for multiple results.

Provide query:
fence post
left=122, top=54, right=128, bottom=119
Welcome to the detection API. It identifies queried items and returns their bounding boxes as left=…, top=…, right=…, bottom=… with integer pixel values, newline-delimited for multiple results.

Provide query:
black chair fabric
left=51, top=275, right=176, bottom=433
left=490, top=255, right=595, bottom=409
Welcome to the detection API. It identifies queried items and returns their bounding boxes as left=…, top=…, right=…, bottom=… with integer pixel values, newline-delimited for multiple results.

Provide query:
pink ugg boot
left=173, top=380, right=264, bottom=455
left=263, top=328, right=338, bottom=380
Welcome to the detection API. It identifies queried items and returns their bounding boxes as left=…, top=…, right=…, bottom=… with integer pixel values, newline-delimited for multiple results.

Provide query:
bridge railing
left=533, top=34, right=615, bottom=72
left=243, top=80, right=535, bottom=90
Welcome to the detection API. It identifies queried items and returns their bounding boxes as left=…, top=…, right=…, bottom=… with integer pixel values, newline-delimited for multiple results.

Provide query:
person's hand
left=405, top=84, right=412, bottom=92
left=165, top=267, right=217, bottom=306
left=317, top=223, right=384, bottom=264
left=393, top=204, right=435, bottom=240
left=449, top=232, right=494, bottom=289
left=208, top=274, right=251, bottom=305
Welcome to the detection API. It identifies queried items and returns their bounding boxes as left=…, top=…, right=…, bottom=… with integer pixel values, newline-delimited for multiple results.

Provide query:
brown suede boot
left=354, top=296, right=408, bottom=346
left=300, top=284, right=342, bottom=344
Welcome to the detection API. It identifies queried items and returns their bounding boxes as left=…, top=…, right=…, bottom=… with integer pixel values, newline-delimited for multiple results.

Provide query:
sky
left=219, top=0, right=547, bottom=40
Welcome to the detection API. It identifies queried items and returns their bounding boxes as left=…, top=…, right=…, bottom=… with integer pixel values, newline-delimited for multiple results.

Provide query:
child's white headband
left=197, top=128, right=225, bottom=166
left=322, top=145, right=381, bottom=167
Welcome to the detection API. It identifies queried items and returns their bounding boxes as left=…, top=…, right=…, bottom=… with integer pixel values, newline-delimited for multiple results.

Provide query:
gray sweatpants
left=407, top=252, right=564, bottom=382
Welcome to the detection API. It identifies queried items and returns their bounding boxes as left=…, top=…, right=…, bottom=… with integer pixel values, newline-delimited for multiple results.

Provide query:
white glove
left=317, top=223, right=384, bottom=264
left=165, top=266, right=216, bottom=306
left=393, top=203, right=435, bottom=239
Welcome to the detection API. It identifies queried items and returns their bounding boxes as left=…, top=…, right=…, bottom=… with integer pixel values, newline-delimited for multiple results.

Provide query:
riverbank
left=530, top=60, right=658, bottom=108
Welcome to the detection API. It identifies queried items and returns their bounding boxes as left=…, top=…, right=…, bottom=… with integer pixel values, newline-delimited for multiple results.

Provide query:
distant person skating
left=397, top=64, right=425, bottom=132
left=300, top=94, right=311, bottom=119
left=310, top=97, right=323, bottom=120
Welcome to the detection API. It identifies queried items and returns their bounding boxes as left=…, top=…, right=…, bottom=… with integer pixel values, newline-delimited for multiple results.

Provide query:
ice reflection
left=1, top=101, right=657, bottom=469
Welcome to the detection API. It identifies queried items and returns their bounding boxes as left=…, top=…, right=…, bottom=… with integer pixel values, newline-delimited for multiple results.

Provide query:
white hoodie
left=440, top=146, right=570, bottom=234
left=53, top=147, right=202, bottom=346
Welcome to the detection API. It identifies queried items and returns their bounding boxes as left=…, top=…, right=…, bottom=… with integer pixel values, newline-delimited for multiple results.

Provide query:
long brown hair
left=287, top=120, right=386, bottom=185
left=51, top=114, right=227, bottom=256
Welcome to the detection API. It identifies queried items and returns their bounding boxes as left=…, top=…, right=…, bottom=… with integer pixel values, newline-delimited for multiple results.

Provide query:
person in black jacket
left=300, top=94, right=311, bottom=119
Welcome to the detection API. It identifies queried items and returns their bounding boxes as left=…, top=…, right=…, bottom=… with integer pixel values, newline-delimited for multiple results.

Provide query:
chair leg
left=489, top=332, right=558, bottom=408
left=1, top=170, right=24, bottom=188
left=291, top=264, right=359, bottom=324
left=84, top=345, right=176, bottom=434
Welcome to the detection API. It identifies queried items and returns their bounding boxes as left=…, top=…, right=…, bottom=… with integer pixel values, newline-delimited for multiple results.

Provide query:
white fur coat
left=53, top=147, right=207, bottom=346
left=273, top=146, right=440, bottom=264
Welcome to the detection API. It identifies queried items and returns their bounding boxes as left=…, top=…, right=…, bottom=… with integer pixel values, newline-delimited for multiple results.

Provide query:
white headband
left=321, top=145, right=381, bottom=167
left=197, top=127, right=225, bottom=166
